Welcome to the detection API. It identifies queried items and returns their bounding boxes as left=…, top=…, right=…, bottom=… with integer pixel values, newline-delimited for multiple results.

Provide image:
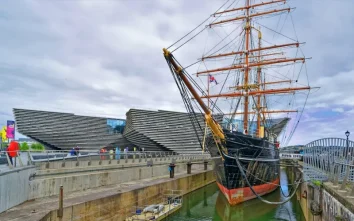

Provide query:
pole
left=256, top=27, right=262, bottom=137
left=58, top=186, right=63, bottom=218
left=243, top=0, right=251, bottom=134
left=207, top=75, right=210, bottom=109
left=347, top=135, right=349, bottom=159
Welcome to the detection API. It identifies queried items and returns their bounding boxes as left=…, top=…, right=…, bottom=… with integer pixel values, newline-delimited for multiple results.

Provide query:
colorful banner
left=6, top=120, right=15, bottom=139
left=1, top=126, right=7, bottom=142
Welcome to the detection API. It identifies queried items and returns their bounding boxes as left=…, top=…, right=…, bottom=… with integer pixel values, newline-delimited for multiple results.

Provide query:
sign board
left=6, top=120, right=15, bottom=139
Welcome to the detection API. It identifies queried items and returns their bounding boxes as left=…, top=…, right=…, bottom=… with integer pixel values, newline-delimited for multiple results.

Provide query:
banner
left=6, top=120, right=15, bottom=139
left=1, top=126, right=6, bottom=142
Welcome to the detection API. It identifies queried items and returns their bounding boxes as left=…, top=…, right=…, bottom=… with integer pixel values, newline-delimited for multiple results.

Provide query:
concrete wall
left=35, top=155, right=209, bottom=170
left=40, top=170, right=215, bottom=221
left=29, top=162, right=206, bottom=199
left=0, top=166, right=35, bottom=213
left=286, top=161, right=310, bottom=221
left=286, top=160, right=354, bottom=221
left=322, top=189, right=354, bottom=221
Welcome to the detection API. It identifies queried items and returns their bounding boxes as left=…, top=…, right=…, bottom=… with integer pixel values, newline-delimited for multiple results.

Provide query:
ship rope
left=166, top=0, right=234, bottom=50
left=166, top=59, right=205, bottom=151
left=168, top=0, right=240, bottom=53
left=226, top=163, right=306, bottom=187
left=211, top=33, right=245, bottom=113
left=224, top=152, right=302, bottom=205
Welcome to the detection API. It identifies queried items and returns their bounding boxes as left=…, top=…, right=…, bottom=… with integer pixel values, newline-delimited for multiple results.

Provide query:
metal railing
left=303, top=137, right=354, bottom=182
left=0, top=150, right=25, bottom=169
left=1, top=149, right=211, bottom=170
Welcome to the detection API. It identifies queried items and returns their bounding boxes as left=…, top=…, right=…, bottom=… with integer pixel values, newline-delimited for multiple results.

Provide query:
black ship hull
left=209, top=130, right=280, bottom=205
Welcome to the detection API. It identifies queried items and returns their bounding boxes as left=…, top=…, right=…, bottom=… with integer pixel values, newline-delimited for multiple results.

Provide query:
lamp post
left=345, top=130, right=350, bottom=159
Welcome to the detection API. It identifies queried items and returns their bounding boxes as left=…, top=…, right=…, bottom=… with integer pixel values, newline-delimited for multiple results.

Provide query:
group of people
left=69, top=146, right=80, bottom=156
left=98, top=146, right=144, bottom=160
left=99, top=146, right=141, bottom=154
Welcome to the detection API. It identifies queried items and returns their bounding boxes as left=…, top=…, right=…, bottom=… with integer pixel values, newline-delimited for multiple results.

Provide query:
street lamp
left=345, top=131, right=350, bottom=158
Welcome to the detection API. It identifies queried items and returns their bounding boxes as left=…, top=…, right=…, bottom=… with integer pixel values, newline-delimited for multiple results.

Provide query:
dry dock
left=0, top=154, right=215, bottom=221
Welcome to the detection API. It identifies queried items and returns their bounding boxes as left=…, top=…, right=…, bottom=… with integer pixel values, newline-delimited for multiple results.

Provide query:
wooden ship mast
left=164, top=0, right=314, bottom=144
left=199, top=0, right=311, bottom=139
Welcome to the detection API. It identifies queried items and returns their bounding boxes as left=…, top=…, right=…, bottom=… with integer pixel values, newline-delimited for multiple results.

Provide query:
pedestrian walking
left=7, top=140, right=19, bottom=166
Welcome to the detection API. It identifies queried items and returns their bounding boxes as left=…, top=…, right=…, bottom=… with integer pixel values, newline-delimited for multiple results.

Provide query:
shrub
left=20, top=142, right=29, bottom=151
left=30, top=143, right=45, bottom=151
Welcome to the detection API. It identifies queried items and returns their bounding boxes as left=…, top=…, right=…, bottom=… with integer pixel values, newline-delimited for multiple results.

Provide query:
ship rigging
left=163, top=0, right=316, bottom=205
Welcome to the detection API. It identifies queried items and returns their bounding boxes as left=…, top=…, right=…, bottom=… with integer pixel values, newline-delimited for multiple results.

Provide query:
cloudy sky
left=1, top=0, right=353, bottom=145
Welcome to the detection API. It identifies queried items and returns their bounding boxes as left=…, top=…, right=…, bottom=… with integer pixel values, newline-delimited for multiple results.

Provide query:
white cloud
left=332, top=108, right=344, bottom=113
left=0, top=0, right=354, bottom=145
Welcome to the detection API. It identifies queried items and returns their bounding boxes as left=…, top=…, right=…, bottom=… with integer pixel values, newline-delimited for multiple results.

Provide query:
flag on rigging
left=209, top=74, right=218, bottom=85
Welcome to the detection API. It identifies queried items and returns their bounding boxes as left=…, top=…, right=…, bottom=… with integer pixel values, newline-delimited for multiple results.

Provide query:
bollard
left=204, top=161, right=208, bottom=170
left=169, top=163, right=175, bottom=178
left=88, top=155, right=92, bottom=166
left=76, top=154, right=79, bottom=166
left=57, top=186, right=63, bottom=218
left=187, top=162, right=192, bottom=174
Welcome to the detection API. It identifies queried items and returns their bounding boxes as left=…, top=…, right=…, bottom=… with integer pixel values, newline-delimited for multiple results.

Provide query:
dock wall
left=285, top=160, right=354, bottom=221
left=40, top=170, right=215, bottom=221
left=29, top=162, right=205, bottom=199
left=0, top=166, right=35, bottom=213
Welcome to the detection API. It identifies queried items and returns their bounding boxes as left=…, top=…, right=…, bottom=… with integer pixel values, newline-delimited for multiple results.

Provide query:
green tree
left=31, top=143, right=45, bottom=151
left=31, top=143, right=39, bottom=151
left=20, top=142, right=29, bottom=151
left=36, top=143, right=45, bottom=151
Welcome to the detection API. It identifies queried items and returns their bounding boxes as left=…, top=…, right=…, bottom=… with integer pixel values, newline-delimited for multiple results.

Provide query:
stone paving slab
left=0, top=168, right=210, bottom=221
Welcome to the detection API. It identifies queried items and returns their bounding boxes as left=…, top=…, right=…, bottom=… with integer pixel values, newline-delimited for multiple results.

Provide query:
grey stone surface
left=0, top=166, right=36, bottom=213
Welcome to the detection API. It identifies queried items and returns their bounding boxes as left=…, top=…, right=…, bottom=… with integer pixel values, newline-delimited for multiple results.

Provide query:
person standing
left=70, top=148, right=76, bottom=156
left=115, top=147, right=120, bottom=160
left=7, top=140, right=19, bottom=166
left=75, top=146, right=80, bottom=155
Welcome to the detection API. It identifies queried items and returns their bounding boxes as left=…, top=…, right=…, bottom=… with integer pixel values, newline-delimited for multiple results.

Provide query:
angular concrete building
left=123, top=109, right=209, bottom=154
left=14, top=108, right=289, bottom=154
left=13, top=108, right=212, bottom=153
left=13, top=108, right=131, bottom=150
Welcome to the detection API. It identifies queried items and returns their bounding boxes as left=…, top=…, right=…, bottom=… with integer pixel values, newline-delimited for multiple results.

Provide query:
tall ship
left=163, top=0, right=313, bottom=205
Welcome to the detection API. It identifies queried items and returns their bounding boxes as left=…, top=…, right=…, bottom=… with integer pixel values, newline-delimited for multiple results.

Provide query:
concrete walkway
left=0, top=168, right=212, bottom=221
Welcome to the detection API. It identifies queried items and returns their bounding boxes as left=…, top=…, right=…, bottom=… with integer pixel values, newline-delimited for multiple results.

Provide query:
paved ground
left=0, top=168, right=211, bottom=221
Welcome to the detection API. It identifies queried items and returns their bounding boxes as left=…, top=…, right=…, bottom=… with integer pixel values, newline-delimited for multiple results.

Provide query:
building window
left=107, top=119, right=126, bottom=134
